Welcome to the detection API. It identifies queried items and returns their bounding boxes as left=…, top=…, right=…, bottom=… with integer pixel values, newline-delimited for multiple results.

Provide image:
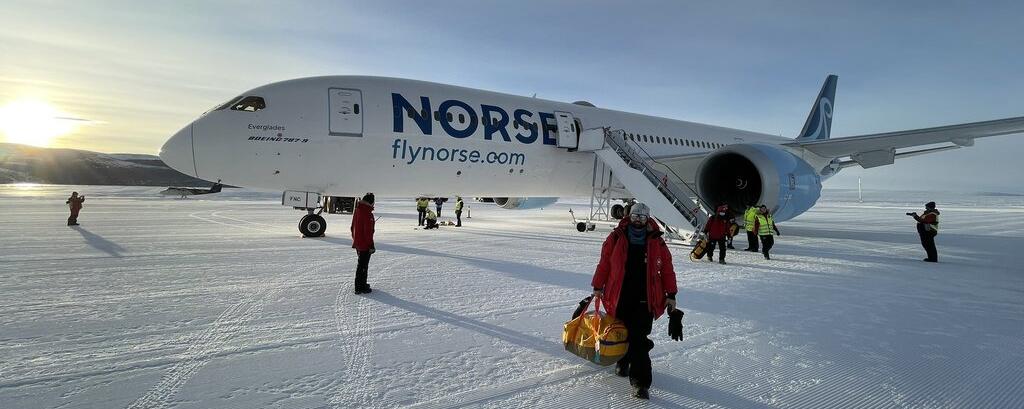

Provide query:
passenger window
left=230, top=96, right=266, bottom=112
left=459, top=113, right=465, bottom=123
left=513, top=121, right=519, bottom=129
left=434, top=111, right=440, bottom=121
left=447, top=112, right=453, bottom=122
left=354, top=104, right=360, bottom=115
left=421, top=109, right=428, bottom=118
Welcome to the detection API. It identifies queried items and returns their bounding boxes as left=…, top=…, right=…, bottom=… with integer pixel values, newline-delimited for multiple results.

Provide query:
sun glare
left=0, top=99, right=80, bottom=148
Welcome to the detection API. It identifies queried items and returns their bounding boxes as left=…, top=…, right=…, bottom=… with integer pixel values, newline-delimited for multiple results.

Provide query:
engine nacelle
left=696, top=143, right=822, bottom=222
left=491, top=197, right=559, bottom=210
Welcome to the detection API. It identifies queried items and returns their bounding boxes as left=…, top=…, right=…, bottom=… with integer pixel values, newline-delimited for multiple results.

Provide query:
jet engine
left=490, top=197, right=559, bottom=210
left=695, top=143, right=822, bottom=221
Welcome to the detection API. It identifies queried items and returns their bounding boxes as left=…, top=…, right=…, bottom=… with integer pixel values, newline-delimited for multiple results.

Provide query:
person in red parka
left=703, top=204, right=731, bottom=264
left=350, top=192, right=376, bottom=294
left=591, top=202, right=678, bottom=400
left=66, top=192, right=85, bottom=226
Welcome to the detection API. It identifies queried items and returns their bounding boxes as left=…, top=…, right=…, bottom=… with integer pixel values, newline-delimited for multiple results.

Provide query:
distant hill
left=0, top=143, right=214, bottom=186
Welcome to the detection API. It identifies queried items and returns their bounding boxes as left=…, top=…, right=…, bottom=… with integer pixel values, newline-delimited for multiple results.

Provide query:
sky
left=1, top=0, right=1022, bottom=193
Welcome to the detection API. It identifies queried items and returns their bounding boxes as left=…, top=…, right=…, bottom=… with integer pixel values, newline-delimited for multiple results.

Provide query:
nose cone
left=160, top=124, right=197, bottom=177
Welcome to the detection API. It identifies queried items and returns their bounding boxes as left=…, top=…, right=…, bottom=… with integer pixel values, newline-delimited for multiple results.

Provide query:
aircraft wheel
left=587, top=223, right=596, bottom=231
left=299, top=214, right=327, bottom=237
left=576, top=222, right=587, bottom=232
left=611, top=204, right=625, bottom=219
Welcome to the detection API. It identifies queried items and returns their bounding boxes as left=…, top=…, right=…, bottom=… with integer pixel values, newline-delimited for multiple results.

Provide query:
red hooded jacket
left=704, top=216, right=729, bottom=240
left=350, top=200, right=375, bottom=251
left=591, top=218, right=678, bottom=319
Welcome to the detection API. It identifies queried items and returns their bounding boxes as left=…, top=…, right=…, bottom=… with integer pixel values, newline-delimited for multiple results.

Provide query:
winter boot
left=615, top=363, right=629, bottom=377
left=719, top=260, right=726, bottom=265
left=633, top=386, right=649, bottom=400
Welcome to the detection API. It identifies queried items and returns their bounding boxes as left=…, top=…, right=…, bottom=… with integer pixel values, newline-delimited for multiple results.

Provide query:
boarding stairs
left=578, top=127, right=711, bottom=243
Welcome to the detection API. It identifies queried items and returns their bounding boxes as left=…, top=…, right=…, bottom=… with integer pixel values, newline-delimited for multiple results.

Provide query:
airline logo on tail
left=796, top=75, right=838, bottom=141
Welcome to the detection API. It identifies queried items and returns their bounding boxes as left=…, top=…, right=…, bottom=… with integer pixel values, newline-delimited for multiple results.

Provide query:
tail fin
left=796, top=74, right=838, bottom=141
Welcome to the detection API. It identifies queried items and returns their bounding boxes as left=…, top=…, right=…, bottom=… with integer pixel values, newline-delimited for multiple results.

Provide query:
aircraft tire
left=576, top=222, right=587, bottom=232
left=299, top=214, right=327, bottom=237
left=611, top=204, right=625, bottom=219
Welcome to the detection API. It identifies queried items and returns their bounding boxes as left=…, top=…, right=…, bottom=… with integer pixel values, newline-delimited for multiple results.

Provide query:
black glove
left=668, top=309, right=684, bottom=341
left=572, top=296, right=593, bottom=319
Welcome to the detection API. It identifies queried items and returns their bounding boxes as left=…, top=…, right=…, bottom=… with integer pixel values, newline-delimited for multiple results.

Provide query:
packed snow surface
left=1, top=185, right=1023, bottom=408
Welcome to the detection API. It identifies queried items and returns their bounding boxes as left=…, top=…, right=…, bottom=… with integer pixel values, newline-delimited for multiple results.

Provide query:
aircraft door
left=554, top=111, right=578, bottom=149
left=329, top=88, right=363, bottom=136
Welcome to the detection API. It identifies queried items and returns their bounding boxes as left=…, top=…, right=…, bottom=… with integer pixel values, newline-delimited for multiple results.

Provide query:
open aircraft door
left=554, top=111, right=579, bottom=150
left=329, top=88, right=363, bottom=136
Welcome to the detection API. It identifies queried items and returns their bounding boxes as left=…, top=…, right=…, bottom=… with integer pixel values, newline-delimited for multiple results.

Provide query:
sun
left=0, top=99, right=81, bottom=148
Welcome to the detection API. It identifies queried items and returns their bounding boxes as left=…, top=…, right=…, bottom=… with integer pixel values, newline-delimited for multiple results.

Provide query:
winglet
left=796, top=74, right=838, bottom=141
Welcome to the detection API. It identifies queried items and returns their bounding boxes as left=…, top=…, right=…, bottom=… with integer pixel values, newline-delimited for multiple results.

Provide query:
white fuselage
left=162, top=76, right=833, bottom=201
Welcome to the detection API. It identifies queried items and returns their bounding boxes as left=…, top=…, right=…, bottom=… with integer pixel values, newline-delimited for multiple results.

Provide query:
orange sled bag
left=563, top=296, right=628, bottom=366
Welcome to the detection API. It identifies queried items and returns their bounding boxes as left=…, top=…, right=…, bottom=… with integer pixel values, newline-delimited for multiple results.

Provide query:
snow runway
left=1, top=185, right=1023, bottom=408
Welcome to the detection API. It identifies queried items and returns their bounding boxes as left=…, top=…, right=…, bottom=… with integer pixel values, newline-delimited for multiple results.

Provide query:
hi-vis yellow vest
left=756, top=214, right=775, bottom=236
left=744, top=207, right=758, bottom=231
left=417, top=198, right=429, bottom=209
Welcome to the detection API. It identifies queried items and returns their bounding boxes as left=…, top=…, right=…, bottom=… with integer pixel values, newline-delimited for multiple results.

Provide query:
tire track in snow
left=126, top=258, right=335, bottom=409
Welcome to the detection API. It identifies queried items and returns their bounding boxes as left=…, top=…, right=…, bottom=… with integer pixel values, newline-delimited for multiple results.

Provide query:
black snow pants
left=918, top=224, right=938, bottom=261
left=616, top=302, right=655, bottom=389
left=455, top=210, right=462, bottom=226
left=355, top=250, right=372, bottom=290
left=417, top=209, right=426, bottom=226
left=705, top=238, right=727, bottom=261
left=760, top=235, right=775, bottom=259
left=746, top=230, right=759, bottom=251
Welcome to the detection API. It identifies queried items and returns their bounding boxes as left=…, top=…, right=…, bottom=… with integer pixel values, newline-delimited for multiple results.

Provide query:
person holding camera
left=908, top=201, right=940, bottom=262
left=66, top=192, right=85, bottom=226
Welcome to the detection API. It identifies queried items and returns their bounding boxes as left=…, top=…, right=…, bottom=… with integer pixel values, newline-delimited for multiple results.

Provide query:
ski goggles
left=629, top=214, right=649, bottom=222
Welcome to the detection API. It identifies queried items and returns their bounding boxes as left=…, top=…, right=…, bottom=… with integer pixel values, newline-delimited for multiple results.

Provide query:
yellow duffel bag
left=690, top=237, right=709, bottom=261
left=563, top=297, right=628, bottom=366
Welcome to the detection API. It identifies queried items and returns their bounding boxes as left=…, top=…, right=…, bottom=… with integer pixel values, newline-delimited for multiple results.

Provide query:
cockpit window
left=212, top=96, right=243, bottom=111
left=230, top=96, right=266, bottom=112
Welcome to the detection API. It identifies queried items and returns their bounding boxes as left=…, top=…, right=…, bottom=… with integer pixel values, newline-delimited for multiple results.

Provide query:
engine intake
left=696, top=143, right=821, bottom=221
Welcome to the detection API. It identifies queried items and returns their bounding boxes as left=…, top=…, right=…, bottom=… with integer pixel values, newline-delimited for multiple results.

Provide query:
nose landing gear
left=299, top=212, right=326, bottom=237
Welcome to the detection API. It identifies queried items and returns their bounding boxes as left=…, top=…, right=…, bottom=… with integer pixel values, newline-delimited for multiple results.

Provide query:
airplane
left=160, top=181, right=223, bottom=199
left=158, top=75, right=1024, bottom=238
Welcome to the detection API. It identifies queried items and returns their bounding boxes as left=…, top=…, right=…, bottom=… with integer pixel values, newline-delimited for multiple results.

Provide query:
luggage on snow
left=563, top=296, right=628, bottom=366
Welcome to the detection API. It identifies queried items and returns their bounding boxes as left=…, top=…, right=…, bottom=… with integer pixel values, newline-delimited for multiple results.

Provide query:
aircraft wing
left=783, top=116, right=1024, bottom=164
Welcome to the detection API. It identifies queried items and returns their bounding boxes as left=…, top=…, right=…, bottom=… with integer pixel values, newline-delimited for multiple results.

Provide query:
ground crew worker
left=753, top=205, right=781, bottom=260
left=66, top=192, right=85, bottom=226
left=454, top=196, right=464, bottom=227
left=351, top=193, right=375, bottom=294
left=591, top=203, right=678, bottom=400
left=416, top=197, right=429, bottom=226
left=743, top=203, right=759, bottom=252
left=909, top=201, right=940, bottom=262
left=703, top=205, right=731, bottom=264
left=424, top=208, right=439, bottom=229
